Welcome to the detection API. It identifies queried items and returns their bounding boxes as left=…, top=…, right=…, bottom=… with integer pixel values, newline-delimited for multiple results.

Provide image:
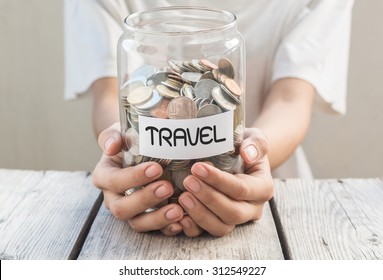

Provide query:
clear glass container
left=118, top=6, right=245, bottom=207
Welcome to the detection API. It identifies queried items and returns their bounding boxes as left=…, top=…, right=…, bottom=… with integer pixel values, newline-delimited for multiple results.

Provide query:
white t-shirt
left=64, top=0, right=354, bottom=178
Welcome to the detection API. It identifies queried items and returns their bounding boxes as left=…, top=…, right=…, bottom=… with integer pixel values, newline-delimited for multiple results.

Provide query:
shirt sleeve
left=272, top=0, right=354, bottom=114
left=64, top=0, right=128, bottom=100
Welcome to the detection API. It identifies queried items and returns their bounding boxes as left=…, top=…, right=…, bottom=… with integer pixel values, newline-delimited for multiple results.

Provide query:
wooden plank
left=0, top=169, right=100, bottom=260
left=78, top=202, right=283, bottom=260
left=273, top=178, right=383, bottom=259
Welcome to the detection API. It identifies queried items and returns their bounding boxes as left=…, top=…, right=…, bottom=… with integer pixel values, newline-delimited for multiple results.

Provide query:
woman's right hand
left=92, top=122, right=184, bottom=236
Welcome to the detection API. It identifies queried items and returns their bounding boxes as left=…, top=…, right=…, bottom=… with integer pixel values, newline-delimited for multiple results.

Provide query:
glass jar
left=118, top=6, right=245, bottom=208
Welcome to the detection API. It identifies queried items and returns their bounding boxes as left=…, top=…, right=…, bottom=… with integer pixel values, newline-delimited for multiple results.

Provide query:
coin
left=127, top=86, right=153, bottom=105
left=180, top=84, right=195, bottom=99
left=200, top=59, right=218, bottom=70
left=135, top=89, right=163, bottom=110
left=131, top=64, right=157, bottom=79
left=156, top=84, right=180, bottom=98
left=218, top=58, right=235, bottom=79
left=211, top=86, right=237, bottom=111
left=194, top=79, right=220, bottom=99
left=150, top=97, right=171, bottom=119
left=181, top=72, right=202, bottom=83
left=223, top=78, right=242, bottom=96
left=147, top=71, right=169, bottom=86
left=196, top=103, right=222, bottom=118
left=168, top=96, right=198, bottom=119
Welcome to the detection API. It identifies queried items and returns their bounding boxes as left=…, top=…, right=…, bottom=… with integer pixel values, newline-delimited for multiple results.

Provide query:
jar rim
left=124, top=6, right=237, bottom=36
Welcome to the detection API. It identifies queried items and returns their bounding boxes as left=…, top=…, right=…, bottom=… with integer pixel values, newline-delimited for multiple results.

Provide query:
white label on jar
left=138, top=111, right=234, bottom=160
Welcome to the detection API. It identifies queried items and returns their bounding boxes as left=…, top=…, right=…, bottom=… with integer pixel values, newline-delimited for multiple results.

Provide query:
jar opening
left=124, top=6, right=237, bottom=35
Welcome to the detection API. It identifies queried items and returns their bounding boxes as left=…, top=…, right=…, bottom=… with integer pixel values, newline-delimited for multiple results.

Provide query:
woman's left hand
left=178, top=127, right=274, bottom=237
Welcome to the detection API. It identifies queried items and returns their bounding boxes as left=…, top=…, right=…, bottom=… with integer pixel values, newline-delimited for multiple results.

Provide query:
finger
left=241, top=128, right=269, bottom=164
left=160, top=223, right=183, bottom=236
left=128, top=204, right=184, bottom=232
left=178, top=192, right=235, bottom=237
left=93, top=161, right=164, bottom=193
left=179, top=215, right=204, bottom=237
left=189, top=162, right=274, bottom=202
left=98, top=122, right=122, bottom=156
left=183, top=175, right=256, bottom=225
left=103, top=179, right=175, bottom=220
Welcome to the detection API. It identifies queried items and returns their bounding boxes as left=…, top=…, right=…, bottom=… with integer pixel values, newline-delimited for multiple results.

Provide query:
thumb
left=240, top=128, right=269, bottom=164
left=98, top=122, right=122, bottom=156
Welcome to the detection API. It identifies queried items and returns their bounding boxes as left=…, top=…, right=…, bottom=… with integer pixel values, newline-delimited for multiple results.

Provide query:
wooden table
left=0, top=169, right=382, bottom=260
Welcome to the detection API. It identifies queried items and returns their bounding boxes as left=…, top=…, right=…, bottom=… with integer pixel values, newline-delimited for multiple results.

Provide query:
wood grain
left=273, top=178, right=383, bottom=259
left=78, top=202, right=283, bottom=260
left=0, top=169, right=100, bottom=259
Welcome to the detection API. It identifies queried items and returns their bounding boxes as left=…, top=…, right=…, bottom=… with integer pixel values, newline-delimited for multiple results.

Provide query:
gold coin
left=156, top=84, right=181, bottom=98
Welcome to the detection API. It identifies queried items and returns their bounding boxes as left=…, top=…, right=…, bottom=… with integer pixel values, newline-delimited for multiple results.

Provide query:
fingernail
left=165, top=208, right=181, bottom=220
left=180, top=219, right=191, bottom=229
left=185, top=177, right=200, bottom=193
left=104, top=137, right=115, bottom=153
left=193, top=164, right=208, bottom=178
left=244, top=144, right=258, bottom=161
left=154, top=185, right=171, bottom=198
left=145, top=165, right=161, bottom=178
left=180, top=195, right=195, bottom=210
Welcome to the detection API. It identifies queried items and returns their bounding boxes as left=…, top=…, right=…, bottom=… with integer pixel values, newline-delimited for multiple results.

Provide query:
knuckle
left=109, top=202, right=128, bottom=220
left=212, top=225, right=234, bottom=237
left=200, top=190, right=216, bottom=205
left=127, top=220, right=142, bottom=232
left=224, top=207, right=247, bottom=225
left=233, top=182, right=248, bottom=200
left=256, top=137, right=269, bottom=157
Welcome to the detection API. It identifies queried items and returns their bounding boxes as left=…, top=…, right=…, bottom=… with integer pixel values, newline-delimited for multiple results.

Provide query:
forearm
left=254, top=78, right=315, bottom=170
left=91, top=77, right=120, bottom=137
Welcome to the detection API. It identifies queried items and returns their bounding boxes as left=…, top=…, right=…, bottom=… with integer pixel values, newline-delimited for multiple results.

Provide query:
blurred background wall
left=0, top=0, right=382, bottom=178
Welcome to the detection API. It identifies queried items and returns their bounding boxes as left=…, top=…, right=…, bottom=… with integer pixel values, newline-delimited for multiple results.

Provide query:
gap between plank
left=269, top=197, right=292, bottom=260
left=68, top=192, right=104, bottom=260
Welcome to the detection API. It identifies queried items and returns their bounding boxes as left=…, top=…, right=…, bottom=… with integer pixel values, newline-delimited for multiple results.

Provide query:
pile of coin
left=120, top=58, right=245, bottom=209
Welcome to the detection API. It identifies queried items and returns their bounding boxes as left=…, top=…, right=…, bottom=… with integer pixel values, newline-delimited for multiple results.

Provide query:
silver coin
left=147, top=71, right=170, bottom=86
left=168, top=96, right=198, bottom=119
left=127, top=86, right=153, bottom=105
left=211, top=86, right=237, bottom=111
left=131, top=64, right=157, bottom=79
left=200, top=71, right=215, bottom=80
left=220, top=84, right=241, bottom=104
left=196, top=103, right=223, bottom=118
left=180, top=84, right=195, bottom=99
left=194, top=79, right=220, bottom=99
left=181, top=72, right=202, bottom=83
left=135, top=89, right=163, bottom=110
left=167, top=160, right=191, bottom=171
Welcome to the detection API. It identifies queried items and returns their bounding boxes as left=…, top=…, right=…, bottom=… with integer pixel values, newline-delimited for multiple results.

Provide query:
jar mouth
left=124, top=6, right=237, bottom=36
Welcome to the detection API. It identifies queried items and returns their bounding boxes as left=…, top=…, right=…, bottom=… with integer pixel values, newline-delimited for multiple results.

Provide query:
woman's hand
left=92, top=123, right=185, bottom=236
left=178, top=127, right=274, bottom=237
